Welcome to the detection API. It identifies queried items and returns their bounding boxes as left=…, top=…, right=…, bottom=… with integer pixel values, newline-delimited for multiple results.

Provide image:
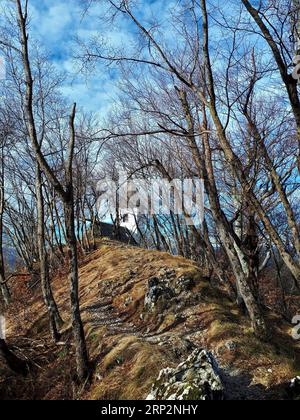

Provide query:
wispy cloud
left=26, top=0, right=175, bottom=114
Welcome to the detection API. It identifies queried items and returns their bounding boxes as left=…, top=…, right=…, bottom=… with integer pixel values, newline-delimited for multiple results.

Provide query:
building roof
left=94, top=222, right=137, bottom=245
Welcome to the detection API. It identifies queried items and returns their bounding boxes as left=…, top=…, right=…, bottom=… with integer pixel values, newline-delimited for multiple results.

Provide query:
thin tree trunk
left=200, top=0, right=300, bottom=290
left=64, top=198, right=89, bottom=381
left=242, top=0, right=300, bottom=171
left=16, top=0, right=89, bottom=381
left=64, top=105, right=89, bottom=382
left=0, top=144, right=10, bottom=306
left=36, top=164, right=63, bottom=342
left=200, top=105, right=267, bottom=339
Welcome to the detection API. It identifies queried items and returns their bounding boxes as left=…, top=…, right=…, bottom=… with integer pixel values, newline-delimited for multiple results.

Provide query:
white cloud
left=37, top=4, right=73, bottom=40
left=26, top=0, right=173, bottom=113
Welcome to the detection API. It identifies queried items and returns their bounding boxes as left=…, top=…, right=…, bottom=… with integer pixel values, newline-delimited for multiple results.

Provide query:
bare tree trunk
left=16, top=0, right=89, bottom=381
left=64, top=196, right=89, bottom=381
left=292, top=0, right=300, bottom=54
left=0, top=339, right=27, bottom=375
left=0, top=144, right=10, bottom=306
left=154, top=215, right=172, bottom=253
left=36, top=164, right=63, bottom=342
left=205, top=163, right=267, bottom=337
left=64, top=105, right=89, bottom=382
left=200, top=104, right=267, bottom=338
left=199, top=0, right=300, bottom=290
left=177, top=88, right=237, bottom=299
left=244, top=107, right=300, bottom=260
left=241, top=0, right=300, bottom=170
left=104, top=0, right=300, bottom=291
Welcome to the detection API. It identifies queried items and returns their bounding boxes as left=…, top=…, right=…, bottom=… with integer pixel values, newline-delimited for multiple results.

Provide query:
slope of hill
left=1, top=240, right=300, bottom=400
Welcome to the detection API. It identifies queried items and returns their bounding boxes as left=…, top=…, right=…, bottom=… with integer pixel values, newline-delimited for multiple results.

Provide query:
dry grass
left=88, top=336, right=170, bottom=400
left=2, top=239, right=300, bottom=400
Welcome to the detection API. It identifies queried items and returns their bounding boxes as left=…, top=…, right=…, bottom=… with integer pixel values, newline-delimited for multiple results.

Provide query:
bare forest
left=0, top=0, right=300, bottom=402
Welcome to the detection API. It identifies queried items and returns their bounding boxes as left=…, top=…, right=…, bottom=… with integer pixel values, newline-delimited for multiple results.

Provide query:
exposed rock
left=158, top=268, right=195, bottom=294
left=175, top=276, right=195, bottom=294
left=144, top=277, right=175, bottom=312
left=146, top=349, right=224, bottom=400
left=225, top=342, right=237, bottom=352
left=144, top=269, right=195, bottom=312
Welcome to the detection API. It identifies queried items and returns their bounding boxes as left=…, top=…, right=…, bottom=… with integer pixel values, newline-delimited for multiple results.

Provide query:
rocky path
left=85, top=301, right=143, bottom=337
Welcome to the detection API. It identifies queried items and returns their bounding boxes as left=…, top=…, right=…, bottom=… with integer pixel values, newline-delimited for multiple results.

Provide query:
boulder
left=146, top=349, right=224, bottom=400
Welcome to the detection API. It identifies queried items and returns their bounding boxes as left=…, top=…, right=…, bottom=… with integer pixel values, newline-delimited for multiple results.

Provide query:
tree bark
left=64, top=197, right=89, bottom=381
left=64, top=105, right=89, bottom=382
left=202, top=126, right=268, bottom=338
left=241, top=0, right=300, bottom=169
left=15, top=0, right=89, bottom=381
left=36, top=164, right=63, bottom=342
left=0, top=143, right=10, bottom=306
left=0, top=339, right=27, bottom=375
left=200, top=0, right=300, bottom=289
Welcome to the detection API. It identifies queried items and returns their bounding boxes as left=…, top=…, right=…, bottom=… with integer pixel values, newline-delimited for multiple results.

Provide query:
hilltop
left=1, top=240, right=300, bottom=400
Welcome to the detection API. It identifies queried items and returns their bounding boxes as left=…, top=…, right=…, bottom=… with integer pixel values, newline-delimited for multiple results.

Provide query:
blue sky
left=29, top=0, right=120, bottom=115
left=2, top=0, right=267, bottom=119
left=26, top=0, right=175, bottom=116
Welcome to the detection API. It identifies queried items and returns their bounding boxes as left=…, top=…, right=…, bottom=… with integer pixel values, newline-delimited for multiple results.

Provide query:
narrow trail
left=3, top=241, right=300, bottom=400
left=85, top=300, right=143, bottom=337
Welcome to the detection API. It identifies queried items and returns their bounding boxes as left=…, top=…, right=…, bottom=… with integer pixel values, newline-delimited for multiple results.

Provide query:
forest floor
left=1, top=240, right=300, bottom=400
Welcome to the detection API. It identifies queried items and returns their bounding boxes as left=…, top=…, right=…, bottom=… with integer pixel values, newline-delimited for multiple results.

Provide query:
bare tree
left=74, top=0, right=300, bottom=337
left=14, top=0, right=89, bottom=381
left=0, top=125, right=11, bottom=305
left=36, top=163, right=63, bottom=342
